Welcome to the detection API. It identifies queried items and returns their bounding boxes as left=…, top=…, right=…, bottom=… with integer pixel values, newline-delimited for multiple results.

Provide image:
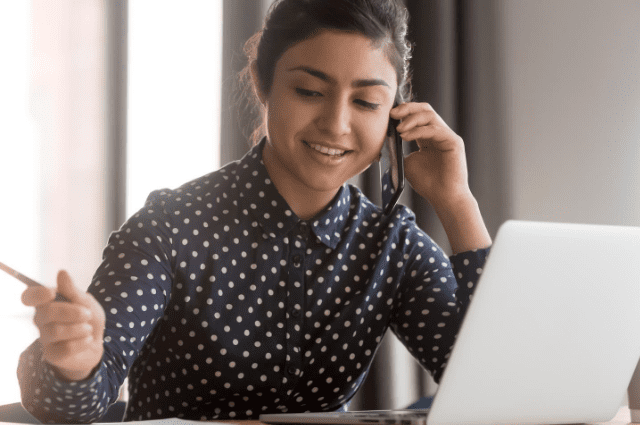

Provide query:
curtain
left=25, top=0, right=127, bottom=291
left=219, top=0, right=509, bottom=410
left=105, top=0, right=128, bottom=234
left=354, top=0, right=509, bottom=410
left=220, top=0, right=272, bottom=166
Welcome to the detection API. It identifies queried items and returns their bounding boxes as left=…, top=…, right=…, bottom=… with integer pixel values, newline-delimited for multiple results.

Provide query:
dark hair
left=233, top=0, right=415, bottom=146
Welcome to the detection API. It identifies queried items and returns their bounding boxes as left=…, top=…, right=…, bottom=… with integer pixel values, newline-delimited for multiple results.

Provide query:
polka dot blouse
left=18, top=137, right=490, bottom=423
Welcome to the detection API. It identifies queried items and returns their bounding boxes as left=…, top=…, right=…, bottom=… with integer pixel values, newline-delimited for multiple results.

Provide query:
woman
left=19, top=0, right=492, bottom=422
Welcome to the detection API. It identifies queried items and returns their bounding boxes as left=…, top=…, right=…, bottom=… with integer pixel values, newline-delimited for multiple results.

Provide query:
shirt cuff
left=449, top=246, right=492, bottom=303
left=40, top=360, right=105, bottom=405
left=43, top=359, right=103, bottom=384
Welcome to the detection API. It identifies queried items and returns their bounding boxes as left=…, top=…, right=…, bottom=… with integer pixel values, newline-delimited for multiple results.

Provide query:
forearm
left=18, top=340, right=113, bottom=424
left=432, top=191, right=492, bottom=255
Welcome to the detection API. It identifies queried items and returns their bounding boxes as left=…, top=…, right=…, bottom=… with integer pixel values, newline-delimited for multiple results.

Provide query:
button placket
left=281, top=221, right=307, bottom=396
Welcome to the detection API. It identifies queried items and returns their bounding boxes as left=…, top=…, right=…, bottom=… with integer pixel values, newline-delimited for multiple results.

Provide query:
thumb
left=56, top=270, right=84, bottom=303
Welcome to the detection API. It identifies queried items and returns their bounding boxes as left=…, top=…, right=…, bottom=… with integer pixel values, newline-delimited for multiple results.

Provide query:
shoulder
left=140, top=159, right=245, bottom=216
left=344, top=183, right=425, bottom=247
left=346, top=183, right=416, bottom=225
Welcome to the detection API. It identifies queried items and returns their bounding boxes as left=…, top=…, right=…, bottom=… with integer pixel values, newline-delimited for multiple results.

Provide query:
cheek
left=363, top=126, right=387, bottom=158
left=265, top=97, right=287, bottom=134
left=268, top=96, right=313, bottom=137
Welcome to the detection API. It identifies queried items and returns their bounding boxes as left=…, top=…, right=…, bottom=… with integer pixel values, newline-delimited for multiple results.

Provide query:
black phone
left=379, top=101, right=405, bottom=216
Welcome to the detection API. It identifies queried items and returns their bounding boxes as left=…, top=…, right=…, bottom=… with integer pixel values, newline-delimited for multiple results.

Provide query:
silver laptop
left=261, top=220, right=640, bottom=425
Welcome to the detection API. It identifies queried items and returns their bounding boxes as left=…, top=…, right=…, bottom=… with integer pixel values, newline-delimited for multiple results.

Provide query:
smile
left=303, top=141, right=351, bottom=157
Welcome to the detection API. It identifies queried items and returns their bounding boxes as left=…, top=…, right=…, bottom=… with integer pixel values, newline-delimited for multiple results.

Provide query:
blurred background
left=0, top=0, right=638, bottom=411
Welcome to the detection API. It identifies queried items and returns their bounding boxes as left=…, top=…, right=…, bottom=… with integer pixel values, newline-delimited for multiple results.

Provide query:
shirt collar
left=235, top=137, right=351, bottom=249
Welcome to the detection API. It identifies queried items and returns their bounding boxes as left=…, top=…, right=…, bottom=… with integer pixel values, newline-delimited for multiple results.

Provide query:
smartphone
left=379, top=101, right=405, bottom=216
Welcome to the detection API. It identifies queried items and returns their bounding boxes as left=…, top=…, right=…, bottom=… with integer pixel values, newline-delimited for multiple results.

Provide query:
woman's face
left=256, top=29, right=398, bottom=197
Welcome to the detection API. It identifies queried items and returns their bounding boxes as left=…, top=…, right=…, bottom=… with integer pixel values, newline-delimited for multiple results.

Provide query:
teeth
left=307, top=142, right=346, bottom=156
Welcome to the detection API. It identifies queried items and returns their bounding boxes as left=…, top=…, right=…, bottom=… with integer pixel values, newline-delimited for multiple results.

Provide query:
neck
left=262, top=142, right=339, bottom=221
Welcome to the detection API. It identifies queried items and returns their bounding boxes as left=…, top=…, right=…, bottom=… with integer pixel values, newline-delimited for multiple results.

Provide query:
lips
left=303, top=140, right=352, bottom=157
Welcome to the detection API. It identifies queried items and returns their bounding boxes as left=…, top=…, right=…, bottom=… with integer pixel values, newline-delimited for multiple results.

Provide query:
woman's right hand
left=21, top=270, right=106, bottom=381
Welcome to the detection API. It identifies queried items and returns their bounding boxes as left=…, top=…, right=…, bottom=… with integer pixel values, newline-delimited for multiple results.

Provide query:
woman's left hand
left=390, top=102, right=471, bottom=209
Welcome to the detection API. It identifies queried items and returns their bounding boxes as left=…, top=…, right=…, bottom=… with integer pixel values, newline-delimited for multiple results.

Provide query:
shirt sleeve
left=388, top=224, right=491, bottom=384
left=17, top=190, right=175, bottom=423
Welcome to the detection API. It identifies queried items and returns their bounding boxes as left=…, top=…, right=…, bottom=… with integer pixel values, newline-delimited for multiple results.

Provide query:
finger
left=56, top=270, right=86, bottom=304
left=34, top=303, right=92, bottom=327
left=39, top=322, right=93, bottom=345
left=395, top=110, right=438, bottom=133
left=400, top=125, right=442, bottom=147
left=42, top=335, right=94, bottom=366
left=390, top=101, right=434, bottom=119
left=402, top=125, right=459, bottom=150
left=22, top=286, right=57, bottom=307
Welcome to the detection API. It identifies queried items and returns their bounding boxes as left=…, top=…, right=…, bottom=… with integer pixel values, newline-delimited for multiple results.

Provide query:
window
left=0, top=1, right=40, bottom=404
left=0, top=0, right=223, bottom=404
left=127, top=0, right=223, bottom=217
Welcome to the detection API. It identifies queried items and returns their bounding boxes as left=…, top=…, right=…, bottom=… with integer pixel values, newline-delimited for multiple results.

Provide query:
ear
left=250, top=61, right=266, bottom=106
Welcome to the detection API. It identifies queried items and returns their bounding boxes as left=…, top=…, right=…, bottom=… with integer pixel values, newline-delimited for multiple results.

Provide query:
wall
left=500, top=0, right=640, bottom=226
left=408, top=0, right=640, bottom=405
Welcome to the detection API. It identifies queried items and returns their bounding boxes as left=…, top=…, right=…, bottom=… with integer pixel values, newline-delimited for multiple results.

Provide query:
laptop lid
left=428, top=220, right=640, bottom=425
left=261, top=220, right=640, bottom=425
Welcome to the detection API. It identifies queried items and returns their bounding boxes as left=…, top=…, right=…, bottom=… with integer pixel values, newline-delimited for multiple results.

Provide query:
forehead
left=276, top=30, right=397, bottom=89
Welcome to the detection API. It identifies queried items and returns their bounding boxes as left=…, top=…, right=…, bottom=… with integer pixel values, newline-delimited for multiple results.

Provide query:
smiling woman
left=236, top=2, right=414, bottom=149
left=17, top=0, right=492, bottom=422
left=253, top=30, right=399, bottom=219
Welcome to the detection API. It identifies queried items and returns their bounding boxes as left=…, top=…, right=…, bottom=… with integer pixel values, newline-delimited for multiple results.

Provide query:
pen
left=0, top=261, right=68, bottom=302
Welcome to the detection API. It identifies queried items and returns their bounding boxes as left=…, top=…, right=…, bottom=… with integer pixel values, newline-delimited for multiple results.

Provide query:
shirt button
left=287, top=366, right=297, bottom=375
left=292, top=255, right=302, bottom=267
left=291, top=309, right=300, bottom=318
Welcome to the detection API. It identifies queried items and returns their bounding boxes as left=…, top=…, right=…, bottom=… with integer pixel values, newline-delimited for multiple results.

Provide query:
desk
left=216, top=406, right=634, bottom=425
left=0, top=406, right=632, bottom=425
left=606, top=407, right=633, bottom=425
left=217, top=422, right=262, bottom=425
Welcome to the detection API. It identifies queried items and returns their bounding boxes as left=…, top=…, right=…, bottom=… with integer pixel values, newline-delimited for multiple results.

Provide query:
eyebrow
left=288, top=65, right=390, bottom=89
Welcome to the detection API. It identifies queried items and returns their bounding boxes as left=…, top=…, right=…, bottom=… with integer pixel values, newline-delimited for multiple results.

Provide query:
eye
left=356, top=100, right=380, bottom=111
left=295, top=88, right=380, bottom=111
left=296, top=88, right=322, bottom=97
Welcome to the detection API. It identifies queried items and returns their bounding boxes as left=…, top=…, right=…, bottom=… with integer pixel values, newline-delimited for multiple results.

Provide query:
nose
left=315, top=97, right=352, bottom=137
